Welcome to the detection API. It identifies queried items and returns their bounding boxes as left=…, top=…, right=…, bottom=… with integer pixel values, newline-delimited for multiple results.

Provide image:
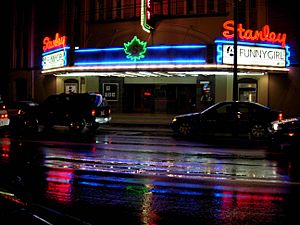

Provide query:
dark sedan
left=170, top=101, right=283, bottom=140
left=269, top=117, right=300, bottom=150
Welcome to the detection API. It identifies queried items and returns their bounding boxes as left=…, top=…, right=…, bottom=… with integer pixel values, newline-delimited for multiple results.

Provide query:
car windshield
left=89, top=93, right=102, bottom=107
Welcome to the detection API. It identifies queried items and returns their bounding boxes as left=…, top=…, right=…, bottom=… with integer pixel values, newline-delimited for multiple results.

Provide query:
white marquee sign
left=222, top=44, right=286, bottom=67
left=42, top=49, right=66, bottom=70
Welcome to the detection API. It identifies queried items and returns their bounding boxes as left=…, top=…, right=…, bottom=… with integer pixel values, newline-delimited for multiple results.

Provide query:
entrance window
left=238, top=78, right=257, bottom=102
left=64, top=79, right=78, bottom=94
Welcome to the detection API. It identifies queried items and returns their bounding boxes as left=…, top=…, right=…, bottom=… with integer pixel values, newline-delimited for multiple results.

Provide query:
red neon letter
left=222, top=20, right=287, bottom=48
left=222, top=20, right=234, bottom=39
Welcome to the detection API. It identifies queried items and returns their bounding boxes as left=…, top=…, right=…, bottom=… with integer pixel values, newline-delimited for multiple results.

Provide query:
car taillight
left=1, top=113, right=8, bottom=118
left=278, top=113, right=283, bottom=121
left=91, top=109, right=96, bottom=116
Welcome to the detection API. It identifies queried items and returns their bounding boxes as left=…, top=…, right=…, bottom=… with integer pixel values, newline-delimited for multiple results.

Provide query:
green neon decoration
left=124, top=36, right=147, bottom=61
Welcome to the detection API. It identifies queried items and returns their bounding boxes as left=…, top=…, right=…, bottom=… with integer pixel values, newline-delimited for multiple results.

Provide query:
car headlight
left=272, top=122, right=282, bottom=131
left=172, top=117, right=177, bottom=123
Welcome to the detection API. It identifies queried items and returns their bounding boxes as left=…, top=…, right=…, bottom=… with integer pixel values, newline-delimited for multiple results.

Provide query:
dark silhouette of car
left=10, top=92, right=111, bottom=133
left=171, top=101, right=283, bottom=140
left=8, top=100, right=39, bottom=133
left=268, top=117, right=300, bottom=150
left=0, top=107, right=10, bottom=129
left=0, top=96, right=10, bottom=129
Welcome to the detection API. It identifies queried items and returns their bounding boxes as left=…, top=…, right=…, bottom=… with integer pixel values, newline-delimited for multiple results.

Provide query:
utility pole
left=233, top=0, right=238, bottom=101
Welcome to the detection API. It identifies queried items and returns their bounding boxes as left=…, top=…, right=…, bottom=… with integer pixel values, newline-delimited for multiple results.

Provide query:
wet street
left=0, top=125, right=300, bottom=225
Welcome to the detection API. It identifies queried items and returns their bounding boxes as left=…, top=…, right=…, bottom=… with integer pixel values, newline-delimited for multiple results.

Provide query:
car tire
left=250, top=123, right=267, bottom=139
left=178, top=121, right=192, bottom=136
left=69, top=118, right=86, bottom=132
left=24, top=118, right=39, bottom=133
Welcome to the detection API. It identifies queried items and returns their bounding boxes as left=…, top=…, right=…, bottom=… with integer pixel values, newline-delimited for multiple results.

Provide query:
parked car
left=10, top=92, right=111, bottom=133
left=0, top=96, right=10, bottom=129
left=268, top=117, right=300, bottom=150
left=170, top=101, right=283, bottom=139
left=8, top=100, right=39, bottom=132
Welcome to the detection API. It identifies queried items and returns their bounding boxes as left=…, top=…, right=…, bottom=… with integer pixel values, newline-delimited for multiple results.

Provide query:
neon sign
left=222, top=44, right=286, bottom=67
left=124, top=36, right=147, bottom=61
left=43, top=33, right=67, bottom=52
left=215, top=39, right=290, bottom=67
left=141, top=0, right=153, bottom=33
left=222, top=20, right=287, bottom=48
left=42, top=49, right=67, bottom=70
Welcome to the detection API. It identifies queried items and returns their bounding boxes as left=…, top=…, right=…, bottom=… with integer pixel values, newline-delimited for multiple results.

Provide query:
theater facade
left=41, top=19, right=290, bottom=114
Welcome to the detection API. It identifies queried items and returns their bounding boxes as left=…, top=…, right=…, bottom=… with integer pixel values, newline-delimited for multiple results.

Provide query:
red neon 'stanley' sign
left=43, top=33, right=67, bottom=52
left=222, top=20, right=287, bottom=48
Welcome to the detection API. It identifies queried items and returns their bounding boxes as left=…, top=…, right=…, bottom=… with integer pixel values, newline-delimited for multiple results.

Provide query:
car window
left=86, top=94, right=102, bottom=107
left=215, top=103, right=233, bottom=114
left=237, top=103, right=249, bottom=113
left=41, top=95, right=67, bottom=111
left=79, top=94, right=102, bottom=108
left=252, top=104, right=268, bottom=113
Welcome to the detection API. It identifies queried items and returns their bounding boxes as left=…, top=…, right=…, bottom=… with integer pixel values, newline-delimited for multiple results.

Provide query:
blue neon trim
left=148, top=45, right=206, bottom=49
left=75, top=45, right=206, bottom=53
left=74, top=59, right=206, bottom=66
left=216, top=44, right=223, bottom=64
left=285, top=46, right=291, bottom=67
left=75, top=47, right=124, bottom=52
left=214, top=39, right=286, bottom=48
left=42, top=46, right=70, bottom=56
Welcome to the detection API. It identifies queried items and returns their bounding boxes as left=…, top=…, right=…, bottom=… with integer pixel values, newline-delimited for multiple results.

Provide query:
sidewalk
left=109, top=113, right=176, bottom=127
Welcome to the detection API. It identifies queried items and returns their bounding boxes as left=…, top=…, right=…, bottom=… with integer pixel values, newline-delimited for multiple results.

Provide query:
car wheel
left=69, top=119, right=86, bottom=132
left=250, top=123, right=266, bottom=139
left=178, top=121, right=192, bottom=136
left=24, top=118, right=39, bottom=132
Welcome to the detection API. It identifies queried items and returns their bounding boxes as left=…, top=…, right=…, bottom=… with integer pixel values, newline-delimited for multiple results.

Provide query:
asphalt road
left=0, top=125, right=300, bottom=225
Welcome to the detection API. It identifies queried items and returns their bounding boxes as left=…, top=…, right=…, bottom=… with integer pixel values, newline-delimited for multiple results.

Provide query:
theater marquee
left=222, top=44, right=286, bottom=67
left=215, top=20, right=290, bottom=69
left=41, top=33, right=68, bottom=70
left=42, top=49, right=67, bottom=70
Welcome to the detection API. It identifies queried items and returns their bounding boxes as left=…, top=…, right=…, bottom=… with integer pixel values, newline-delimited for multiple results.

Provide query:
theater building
left=8, top=0, right=300, bottom=116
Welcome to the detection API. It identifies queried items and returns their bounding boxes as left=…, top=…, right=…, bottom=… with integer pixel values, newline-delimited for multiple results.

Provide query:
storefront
left=41, top=20, right=290, bottom=114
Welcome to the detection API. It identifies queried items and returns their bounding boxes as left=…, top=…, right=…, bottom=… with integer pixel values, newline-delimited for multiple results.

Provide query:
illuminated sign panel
left=222, top=44, right=286, bottom=67
left=43, top=33, right=67, bottom=52
left=103, top=83, right=119, bottom=101
left=42, top=49, right=67, bottom=70
left=217, top=21, right=290, bottom=68
left=215, top=40, right=290, bottom=67
left=141, top=0, right=153, bottom=33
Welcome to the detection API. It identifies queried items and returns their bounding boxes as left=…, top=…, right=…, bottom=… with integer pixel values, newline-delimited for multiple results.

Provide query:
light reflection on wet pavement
left=1, top=128, right=300, bottom=225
